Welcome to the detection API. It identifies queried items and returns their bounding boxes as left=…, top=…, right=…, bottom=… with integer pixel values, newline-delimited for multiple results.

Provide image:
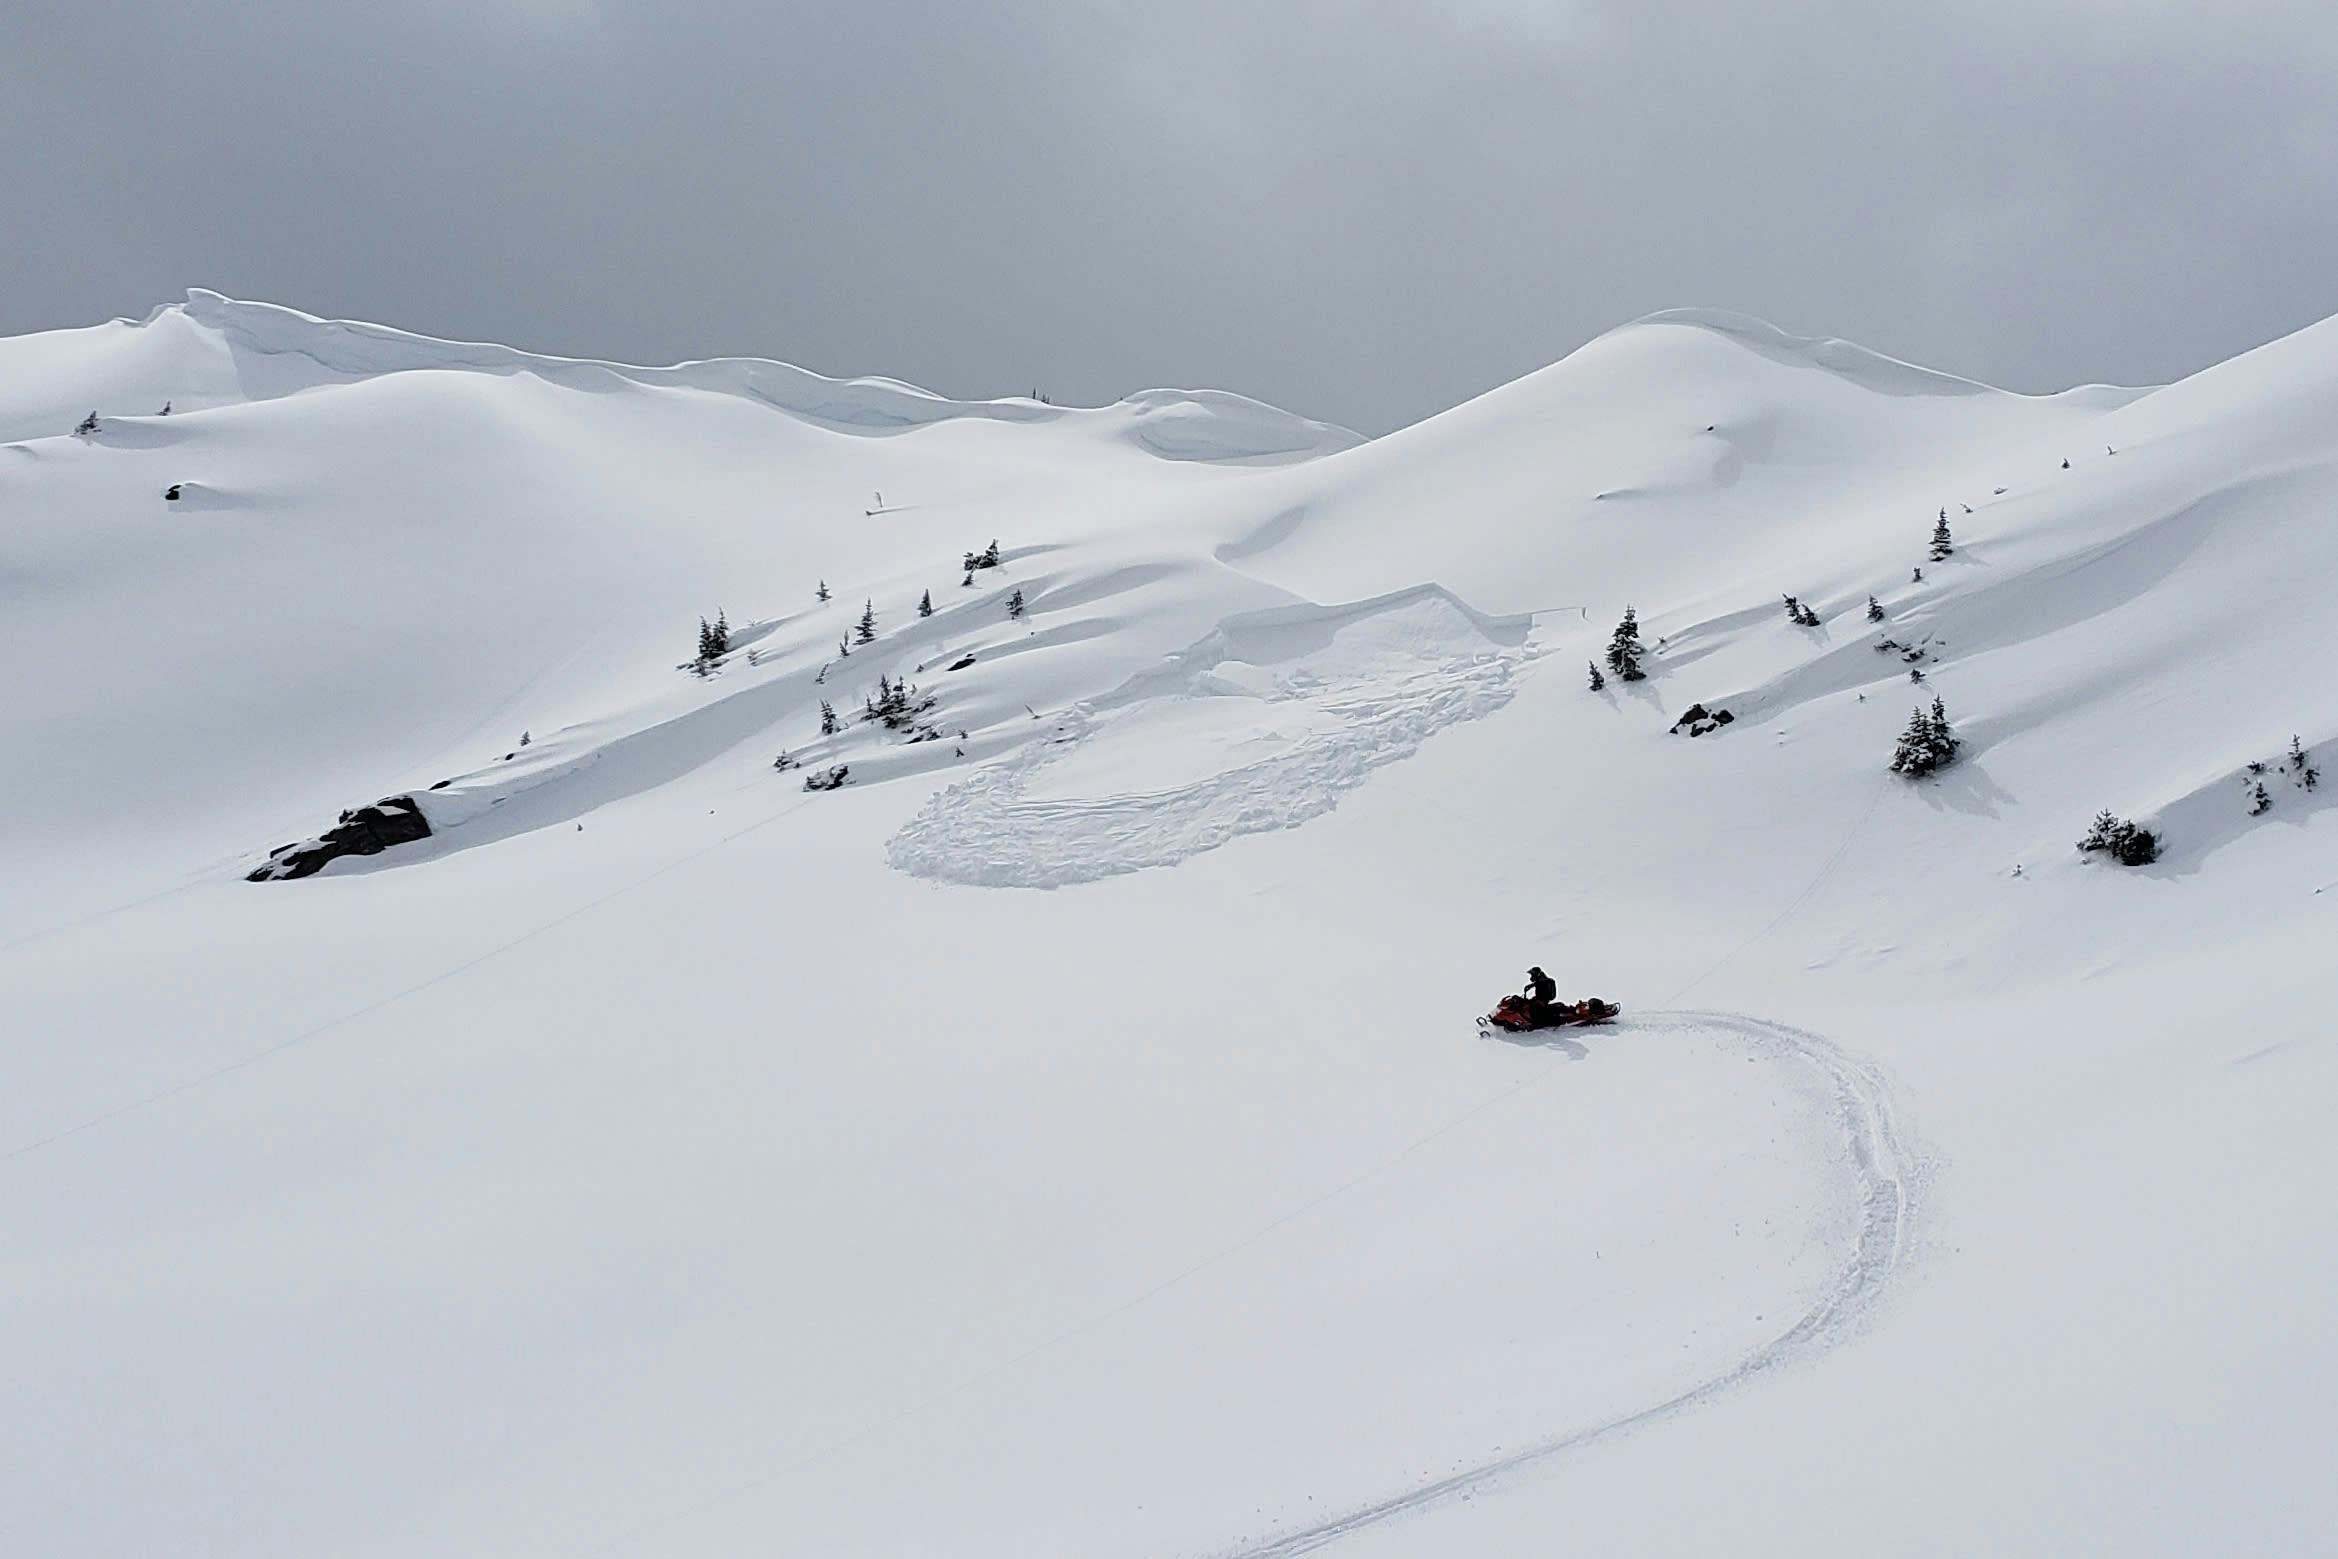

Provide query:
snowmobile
left=1477, top=994, right=1622, bottom=1034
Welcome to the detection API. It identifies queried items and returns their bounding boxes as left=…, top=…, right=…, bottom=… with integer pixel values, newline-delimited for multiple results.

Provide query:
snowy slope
left=2, top=295, right=2334, bottom=1559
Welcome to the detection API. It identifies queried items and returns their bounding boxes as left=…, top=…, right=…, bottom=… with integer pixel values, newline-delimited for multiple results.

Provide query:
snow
left=890, top=588, right=1529, bottom=887
left=2, top=292, right=2334, bottom=1556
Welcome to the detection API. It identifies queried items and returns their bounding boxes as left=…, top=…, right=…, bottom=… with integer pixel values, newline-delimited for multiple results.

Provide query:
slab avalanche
left=887, top=587, right=1531, bottom=888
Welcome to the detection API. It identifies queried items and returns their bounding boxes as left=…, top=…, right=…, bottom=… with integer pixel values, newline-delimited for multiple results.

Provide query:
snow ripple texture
left=1218, top=1011, right=1918, bottom=1558
left=888, top=589, right=1530, bottom=888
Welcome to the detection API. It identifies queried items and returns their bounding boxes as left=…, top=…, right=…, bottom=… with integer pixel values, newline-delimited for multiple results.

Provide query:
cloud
left=3, top=0, right=2336, bottom=432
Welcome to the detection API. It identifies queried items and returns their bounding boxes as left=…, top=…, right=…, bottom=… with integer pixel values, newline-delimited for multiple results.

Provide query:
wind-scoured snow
left=2, top=294, right=2333, bottom=1558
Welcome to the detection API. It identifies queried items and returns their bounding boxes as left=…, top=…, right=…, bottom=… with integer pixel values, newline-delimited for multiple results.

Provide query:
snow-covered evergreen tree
left=694, top=613, right=731, bottom=668
left=2287, top=735, right=2318, bottom=789
left=1927, top=694, right=1960, bottom=768
left=1867, top=595, right=1886, bottom=623
left=861, top=672, right=937, bottom=732
left=1890, top=708, right=1941, bottom=776
left=1889, top=697, right=1959, bottom=776
left=1931, top=510, right=1954, bottom=561
left=74, top=411, right=99, bottom=436
left=918, top=589, right=934, bottom=618
left=1587, top=660, right=1606, bottom=692
left=2080, top=810, right=2120, bottom=853
left=1006, top=587, right=1027, bottom=620
left=857, top=599, right=877, bottom=644
left=819, top=699, right=839, bottom=736
left=1604, top=607, right=1646, bottom=682
left=816, top=580, right=831, bottom=603
left=2080, top=810, right=2161, bottom=865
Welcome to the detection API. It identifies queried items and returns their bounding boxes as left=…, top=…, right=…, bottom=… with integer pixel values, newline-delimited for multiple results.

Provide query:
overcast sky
left=6, top=0, right=2337, bottom=433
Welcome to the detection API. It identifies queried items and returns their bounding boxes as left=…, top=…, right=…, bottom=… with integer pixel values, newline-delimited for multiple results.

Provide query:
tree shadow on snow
left=1618, top=675, right=1669, bottom=714
left=1915, top=757, right=2019, bottom=819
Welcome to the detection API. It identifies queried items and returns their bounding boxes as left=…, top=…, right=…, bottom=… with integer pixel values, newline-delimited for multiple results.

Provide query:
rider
left=1523, top=965, right=1558, bottom=1024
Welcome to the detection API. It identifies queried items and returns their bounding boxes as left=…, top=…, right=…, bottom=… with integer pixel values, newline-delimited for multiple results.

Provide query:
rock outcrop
left=247, top=795, right=431, bottom=880
left=1669, top=703, right=1736, bottom=738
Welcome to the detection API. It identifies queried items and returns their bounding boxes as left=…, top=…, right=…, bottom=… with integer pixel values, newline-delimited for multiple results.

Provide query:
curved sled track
left=1211, top=1011, right=1916, bottom=1559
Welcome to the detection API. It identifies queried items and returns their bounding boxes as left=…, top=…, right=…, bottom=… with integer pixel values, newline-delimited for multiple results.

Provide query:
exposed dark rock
left=163, top=484, right=182, bottom=501
left=1669, top=702, right=1735, bottom=738
left=947, top=655, right=977, bottom=671
left=247, top=795, right=431, bottom=881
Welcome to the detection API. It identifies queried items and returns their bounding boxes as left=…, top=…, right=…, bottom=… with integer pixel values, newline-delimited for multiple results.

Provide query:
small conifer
left=1890, top=708, right=1937, bottom=776
left=1605, top=607, right=1646, bottom=681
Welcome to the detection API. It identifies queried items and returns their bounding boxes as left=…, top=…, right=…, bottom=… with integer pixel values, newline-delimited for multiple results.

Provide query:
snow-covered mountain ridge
left=0, top=290, right=1362, bottom=454
left=3, top=295, right=2332, bottom=1557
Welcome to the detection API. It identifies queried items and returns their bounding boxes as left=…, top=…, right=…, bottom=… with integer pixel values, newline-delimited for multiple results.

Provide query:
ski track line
left=1210, top=1009, right=1916, bottom=1559
left=581, top=1007, right=1610, bottom=1557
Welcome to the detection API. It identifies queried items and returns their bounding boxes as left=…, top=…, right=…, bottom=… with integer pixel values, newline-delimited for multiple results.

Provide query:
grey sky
left=6, top=0, right=2337, bottom=433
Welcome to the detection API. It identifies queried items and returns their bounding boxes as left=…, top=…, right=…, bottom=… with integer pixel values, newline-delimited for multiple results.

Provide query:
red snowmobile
left=1477, top=994, right=1622, bottom=1033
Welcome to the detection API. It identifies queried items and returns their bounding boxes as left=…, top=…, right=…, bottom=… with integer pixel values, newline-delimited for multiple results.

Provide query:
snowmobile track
left=1212, top=1010, right=1916, bottom=1558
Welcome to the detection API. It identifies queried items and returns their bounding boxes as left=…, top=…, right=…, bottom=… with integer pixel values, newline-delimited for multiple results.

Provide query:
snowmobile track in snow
left=1213, top=1011, right=1916, bottom=1558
